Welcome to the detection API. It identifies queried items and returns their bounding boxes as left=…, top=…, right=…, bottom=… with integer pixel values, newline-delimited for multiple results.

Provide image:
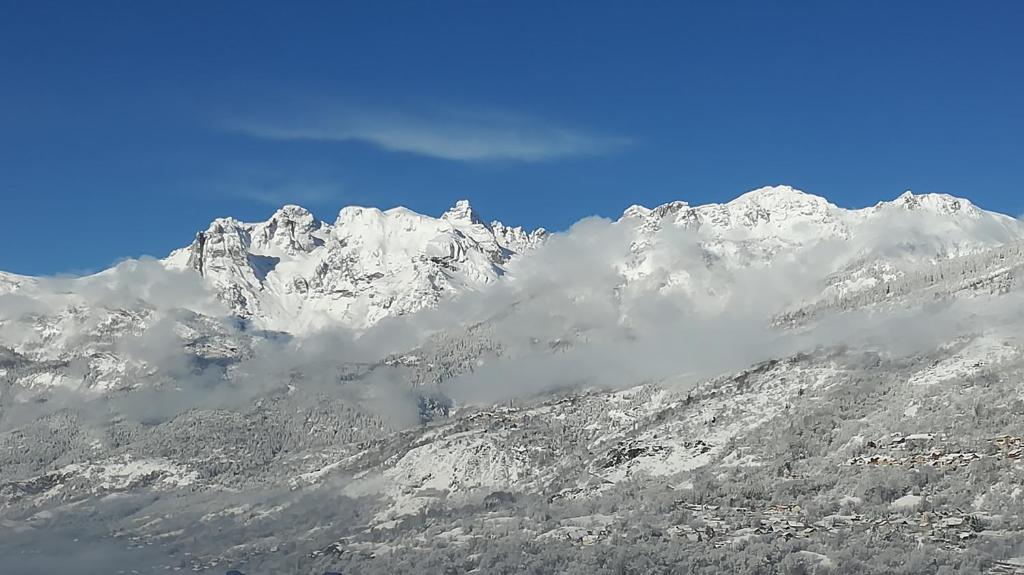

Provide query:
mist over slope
left=4, top=186, right=1024, bottom=574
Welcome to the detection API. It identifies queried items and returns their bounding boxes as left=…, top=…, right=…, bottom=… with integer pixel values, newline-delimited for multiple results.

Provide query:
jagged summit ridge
left=164, top=199, right=545, bottom=332
left=612, top=186, right=1024, bottom=305
left=620, top=186, right=1018, bottom=242
left=9, top=187, right=1021, bottom=337
left=621, top=186, right=991, bottom=222
left=157, top=187, right=1024, bottom=331
left=623, top=186, right=1001, bottom=223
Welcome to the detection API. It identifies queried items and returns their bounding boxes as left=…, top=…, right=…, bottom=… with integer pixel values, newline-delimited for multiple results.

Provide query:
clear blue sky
left=2, top=1, right=1022, bottom=275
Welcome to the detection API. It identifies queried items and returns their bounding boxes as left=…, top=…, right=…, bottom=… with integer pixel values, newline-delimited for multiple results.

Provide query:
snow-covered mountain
left=622, top=186, right=1022, bottom=271
left=618, top=186, right=1024, bottom=315
left=6, top=186, right=1024, bottom=574
left=148, top=186, right=1024, bottom=335
left=3, top=186, right=1022, bottom=395
left=163, top=200, right=546, bottom=332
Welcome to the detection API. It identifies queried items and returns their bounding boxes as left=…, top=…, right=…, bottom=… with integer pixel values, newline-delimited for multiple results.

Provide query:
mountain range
left=4, top=186, right=1024, bottom=574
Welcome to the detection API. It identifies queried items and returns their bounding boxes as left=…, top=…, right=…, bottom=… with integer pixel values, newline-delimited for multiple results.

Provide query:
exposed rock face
left=250, top=204, right=323, bottom=255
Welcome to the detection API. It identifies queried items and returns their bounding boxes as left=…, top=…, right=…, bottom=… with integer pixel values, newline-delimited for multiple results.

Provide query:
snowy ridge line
left=6, top=186, right=1024, bottom=338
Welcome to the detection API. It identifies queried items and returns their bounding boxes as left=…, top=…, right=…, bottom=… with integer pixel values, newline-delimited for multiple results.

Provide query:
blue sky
left=2, top=1, right=1022, bottom=275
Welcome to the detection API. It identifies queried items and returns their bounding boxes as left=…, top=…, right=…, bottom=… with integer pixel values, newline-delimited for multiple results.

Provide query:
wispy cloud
left=229, top=106, right=630, bottom=162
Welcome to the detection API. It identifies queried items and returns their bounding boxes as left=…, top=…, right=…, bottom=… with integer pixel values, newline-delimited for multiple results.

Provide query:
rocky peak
left=442, top=199, right=483, bottom=226
left=183, top=218, right=252, bottom=277
left=889, top=191, right=979, bottom=217
left=620, top=202, right=694, bottom=232
left=163, top=217, right=270, bottom=318
left=251, top=205, right=323, bottom=255
left=651, top=201, right=692, bottom=220
left=491, top=221, right=548, bottom=254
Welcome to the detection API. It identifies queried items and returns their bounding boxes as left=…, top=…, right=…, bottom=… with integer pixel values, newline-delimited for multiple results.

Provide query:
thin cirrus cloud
left=229, top=107, right=631, bottom=162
